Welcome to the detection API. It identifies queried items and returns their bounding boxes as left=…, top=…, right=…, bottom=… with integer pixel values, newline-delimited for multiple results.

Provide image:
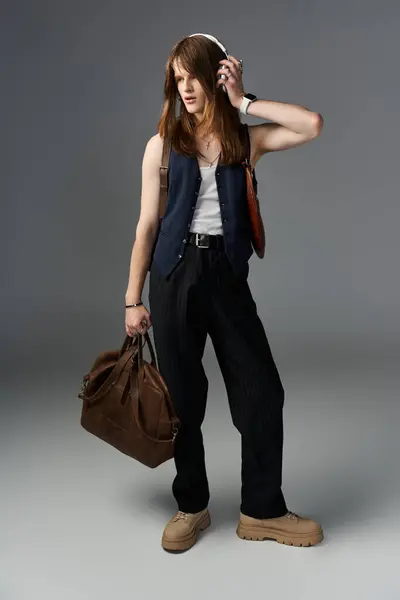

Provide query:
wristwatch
left=239, top=93, right=258, bottom=115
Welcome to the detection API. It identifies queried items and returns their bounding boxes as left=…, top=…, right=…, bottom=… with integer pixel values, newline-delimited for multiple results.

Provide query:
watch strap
left=239, top=93, right=258, bottom=115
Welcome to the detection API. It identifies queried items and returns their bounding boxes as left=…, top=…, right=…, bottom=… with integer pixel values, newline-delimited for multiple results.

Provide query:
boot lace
left=172, top=510, right=190, bottom=522
left=286, top=511, right=300, bottom=521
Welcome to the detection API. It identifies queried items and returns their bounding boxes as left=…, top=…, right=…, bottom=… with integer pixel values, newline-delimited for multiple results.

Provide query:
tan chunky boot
left=161, top=508, right=211, bottom=551
left=236, top=510, right=323, bottom=547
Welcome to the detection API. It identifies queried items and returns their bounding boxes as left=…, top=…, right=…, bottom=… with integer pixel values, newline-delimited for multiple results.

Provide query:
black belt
left=188, top=232, right=225, bottom=250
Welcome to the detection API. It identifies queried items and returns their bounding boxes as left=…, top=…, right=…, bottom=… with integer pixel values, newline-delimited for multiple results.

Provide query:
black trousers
left=148, top=241, right=288, bottom=519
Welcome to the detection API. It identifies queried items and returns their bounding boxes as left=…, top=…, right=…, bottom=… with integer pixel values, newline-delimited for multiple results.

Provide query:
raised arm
left=246, top=99, right=323, bottom=162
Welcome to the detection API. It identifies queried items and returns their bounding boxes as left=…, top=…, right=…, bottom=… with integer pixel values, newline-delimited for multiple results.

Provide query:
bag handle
left=137, top=331, right=176, bottom=414
left=129, top=369, right=179, bottom=444
left=79, top=333, right=143, bottom=403
left=79, top=345, right=136, bottom=402
left=130, top=332, right=179, bottom=443
left=137, top=330, right=158, bottom=371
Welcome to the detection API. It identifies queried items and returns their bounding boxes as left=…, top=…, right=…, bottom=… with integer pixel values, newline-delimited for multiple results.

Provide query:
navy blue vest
left=152, top=144, right=257, bottom=279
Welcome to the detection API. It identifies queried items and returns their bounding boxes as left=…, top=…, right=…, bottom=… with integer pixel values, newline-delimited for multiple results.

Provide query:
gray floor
left=1, top=346, right=399, bottom=600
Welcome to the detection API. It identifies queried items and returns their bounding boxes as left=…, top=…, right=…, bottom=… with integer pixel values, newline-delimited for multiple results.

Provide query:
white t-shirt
left=189, top=165, right=223, bottom=235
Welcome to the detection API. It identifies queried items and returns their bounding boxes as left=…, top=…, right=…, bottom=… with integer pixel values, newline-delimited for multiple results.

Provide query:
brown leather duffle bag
left=77, top=331, right=179, bottom=468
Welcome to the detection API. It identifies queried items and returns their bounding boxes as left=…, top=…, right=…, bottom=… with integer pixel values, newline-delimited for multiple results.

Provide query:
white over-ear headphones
left=189, top=32, right=229, bottom=93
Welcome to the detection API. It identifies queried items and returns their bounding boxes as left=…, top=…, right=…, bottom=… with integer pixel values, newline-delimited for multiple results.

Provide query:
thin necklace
left=196, top=133, right=221, bottom=166
left=198, top=134, right=216, bottom=151
left=200, top=151, right=221, bottom=168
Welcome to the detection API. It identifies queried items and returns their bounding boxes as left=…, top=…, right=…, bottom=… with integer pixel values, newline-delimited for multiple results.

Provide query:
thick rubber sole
left=236, top=522, right=324, bottom=547
left=161, top=511, right=211, bottom=552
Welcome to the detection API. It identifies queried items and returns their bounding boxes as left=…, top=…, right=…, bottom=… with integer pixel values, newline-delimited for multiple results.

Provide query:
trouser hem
left=240, top=503, right=288, bottom=520
left=177, top=504, right=209, bottom=514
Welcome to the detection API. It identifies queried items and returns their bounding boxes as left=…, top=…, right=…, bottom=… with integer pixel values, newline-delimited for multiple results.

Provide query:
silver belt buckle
left=195, top=233, right=209, bottom=248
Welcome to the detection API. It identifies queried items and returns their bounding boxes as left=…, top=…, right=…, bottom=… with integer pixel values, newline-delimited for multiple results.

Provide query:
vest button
left=182, top=239, right=187, bottom=243
left=221, top=203, right=225, bottom=206
left=178, top=254, right=182, bottom=258
left=195, top=191, right=199, bottom=195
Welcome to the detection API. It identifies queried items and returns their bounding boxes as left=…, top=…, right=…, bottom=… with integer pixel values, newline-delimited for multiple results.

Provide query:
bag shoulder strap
left=242, top=122, right=259, bottom=195
left=242, top=122, right=250, bottom=162
left=159, top=135, right=172, bottom=219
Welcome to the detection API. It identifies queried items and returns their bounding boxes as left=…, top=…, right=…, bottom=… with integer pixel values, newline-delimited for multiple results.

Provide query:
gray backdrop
left=2, top=1, right=399, bottom=599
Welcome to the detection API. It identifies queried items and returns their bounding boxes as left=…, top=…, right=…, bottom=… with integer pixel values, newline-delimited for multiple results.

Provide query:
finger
left=218, top=66, right=239, bottom=81
left=217, top=68, right=236, bottom=82
left=228, top=55, right=241, bottom=67
left=220, top=57, right=239, bottom=73
left=218, top=61, right=234, bottom=73
left=219, top=57, right=234, bottom=66
left=228, top=56, right=243, bottom=76
left=227, top=56, right=243, bottom=76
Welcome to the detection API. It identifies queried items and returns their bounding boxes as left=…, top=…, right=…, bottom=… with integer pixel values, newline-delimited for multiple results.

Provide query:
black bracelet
left=126, top=301, right=143, bottom=308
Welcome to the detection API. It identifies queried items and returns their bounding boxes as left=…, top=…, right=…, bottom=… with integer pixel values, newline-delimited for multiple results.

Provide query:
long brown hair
left=157, top=34, right=246, bottom=165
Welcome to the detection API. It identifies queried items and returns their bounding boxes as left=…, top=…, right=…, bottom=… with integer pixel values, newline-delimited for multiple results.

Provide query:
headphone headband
left=188, top=33, right=229, bottom=92
left=188, top=33, right=229, bottom=59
